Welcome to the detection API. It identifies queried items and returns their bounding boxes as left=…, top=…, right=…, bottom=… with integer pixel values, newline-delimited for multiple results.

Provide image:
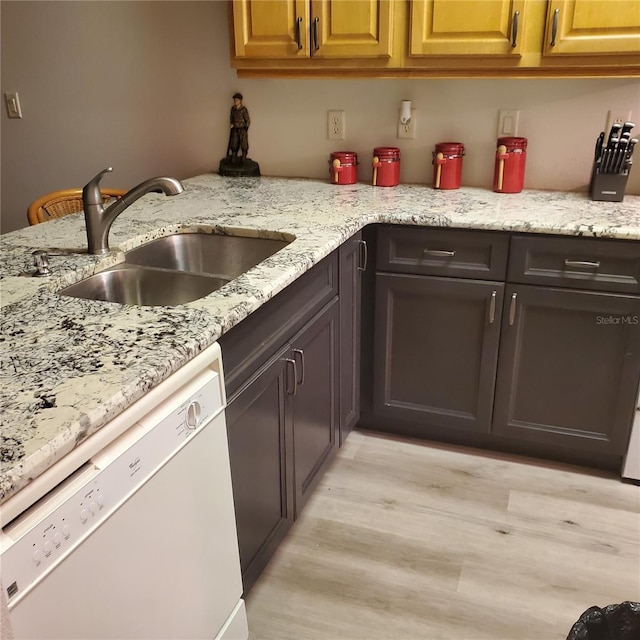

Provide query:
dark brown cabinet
left=373, top=226, right=509, bottom=437
left=220, top=252, right=345, bottom=594
left=225, top=346, right=293, bottom=595
left=290, top=299, right=340, bottom=515
left=371, top=226, right=640, bottom=468
left=374, top=273, right=504, bottom=434
left=493, top=284, right=640, bottom=455
left=339, top=231, right=365, bottom=444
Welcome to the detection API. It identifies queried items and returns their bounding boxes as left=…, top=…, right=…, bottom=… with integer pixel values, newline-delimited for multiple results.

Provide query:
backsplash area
left=1, top=1, right=638, bottom=233
left=237, top=76, right=640, bottom=194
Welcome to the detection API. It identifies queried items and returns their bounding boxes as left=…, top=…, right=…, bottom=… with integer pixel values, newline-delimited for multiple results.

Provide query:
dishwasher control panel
left=1, top=370, right=223, bottom=607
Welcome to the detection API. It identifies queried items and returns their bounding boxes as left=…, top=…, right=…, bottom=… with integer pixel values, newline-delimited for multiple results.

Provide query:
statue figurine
left=219, top=93, right=260, bottom=177
left=228, top=93, right=250, bottom=163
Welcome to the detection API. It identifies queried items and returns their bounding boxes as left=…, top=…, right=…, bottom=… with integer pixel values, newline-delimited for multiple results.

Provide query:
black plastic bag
left=566, top=601, right=640, bottom=640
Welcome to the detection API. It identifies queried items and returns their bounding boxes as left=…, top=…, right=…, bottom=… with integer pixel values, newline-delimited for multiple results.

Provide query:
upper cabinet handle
left=564, top=259, right=601, bottom=269
left=295, top=16, right=303, bottom=50
left=424, top=249, right=456, bottom=257
left=312, top=17, right=320, bottom=51
left=511, top=10, right=519, bottom=48
left=550, top=8, right=559, bottom=46
left=357, top=239, right=368, bottom=271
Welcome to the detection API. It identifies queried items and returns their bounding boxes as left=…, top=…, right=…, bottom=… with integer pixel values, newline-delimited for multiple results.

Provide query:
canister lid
left=498, top=137, right=527, bottom=150
left=435, top=142, right=464, bottom=154
left=331, top=151, right=357, bottom=163
left=373, top=146, right=400, bottom=158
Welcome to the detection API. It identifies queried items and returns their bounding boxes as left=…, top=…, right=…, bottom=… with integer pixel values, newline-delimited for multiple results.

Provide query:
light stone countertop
left=1, top=174, right=639, bottom=505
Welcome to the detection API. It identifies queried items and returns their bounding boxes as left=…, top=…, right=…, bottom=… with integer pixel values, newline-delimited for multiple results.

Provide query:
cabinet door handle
left=285, top=358, right=298, bottom=396
left=424, top=249, right=456, bottom=257
left=357, top=239, right=368, bottom=271
left=509, top=292, right=517, bottom=325
left=564, top=259, right=600, bottom=269
left=550, top=8, right=559, bottom=46
left=489, top=290, right=497, bottom=324
left=292, top=348, right=305, bottom=386
left=312, top=17, right=320, bottom=50
left=295, top=16, right=303, bottom=50
left=511, top=10, right=519, bottom=48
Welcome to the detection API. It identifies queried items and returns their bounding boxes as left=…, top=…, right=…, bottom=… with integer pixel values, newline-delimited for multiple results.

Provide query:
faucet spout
left=83, top=168, right=184, bottom=255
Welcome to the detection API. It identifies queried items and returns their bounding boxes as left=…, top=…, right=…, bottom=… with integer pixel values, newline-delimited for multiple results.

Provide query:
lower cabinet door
left=374, top=273, right=504, bottom=433
left=225, top=345, right=294, bottom=595
left=493, top=284, right=640, bottom=455
left=291, top=298, right=340, bottom=517
left=339, top=231, right=363, bottom=444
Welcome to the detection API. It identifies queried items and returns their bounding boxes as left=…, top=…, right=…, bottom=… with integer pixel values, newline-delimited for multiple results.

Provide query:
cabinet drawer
left=220, top=252, right=338, bottom=396
left=508, top=235, right=640, bottom=294
left=377, top=226, right=509, bottom=280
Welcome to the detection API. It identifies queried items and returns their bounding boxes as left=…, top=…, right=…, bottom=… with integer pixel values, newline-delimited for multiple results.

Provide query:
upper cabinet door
left=232, top=0, right=392, bottom=59
left=233, top=0, right=310, bottom=58
left=543, top=0, right=640, bottom=56
left=310, top=0, right=394, bottom=58
left=410, top=0, right=528, bottom=56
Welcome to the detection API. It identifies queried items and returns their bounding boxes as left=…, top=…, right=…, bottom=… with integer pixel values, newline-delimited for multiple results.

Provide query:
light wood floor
left=246, top=429, right=640, bottom=640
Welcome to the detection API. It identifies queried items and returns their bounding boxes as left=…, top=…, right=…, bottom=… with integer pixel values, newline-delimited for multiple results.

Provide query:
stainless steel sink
left=60, top=264, right=230, bottom=306
left=125, top=233, right=290, bottom=278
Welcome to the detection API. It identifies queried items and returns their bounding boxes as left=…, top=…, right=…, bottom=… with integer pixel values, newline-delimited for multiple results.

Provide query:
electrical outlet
left=397, top=109, right=416, bottom=139
left=327, top=110, right=345, bottom=140
left=605, top=109, right=632, bottom=136
left=497, top=109, right=519, bottom=137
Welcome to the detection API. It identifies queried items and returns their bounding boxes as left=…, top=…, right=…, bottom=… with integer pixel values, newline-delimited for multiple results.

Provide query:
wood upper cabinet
left=231, top=0, right=639, bottom=76
left=409, top=0, right=527, bottom=57
left=232, top=0, right=309, bottom=59
left=543, top=0, right=640, bottom=57
left=232, top=0, right=393, bottom=60
left=312, top=0, right=394, bottom=58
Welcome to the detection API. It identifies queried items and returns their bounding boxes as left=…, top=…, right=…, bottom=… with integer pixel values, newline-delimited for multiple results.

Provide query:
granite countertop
left=1, top=174, right=639, bottom=506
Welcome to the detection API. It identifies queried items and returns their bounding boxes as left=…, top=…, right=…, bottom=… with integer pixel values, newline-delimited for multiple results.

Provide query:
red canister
left=433, top=142, right=465, bottom=190
left=329, top=151, right=358, bottom=185
left=372, top=147, right=400, bottom=187
left=493, top=137, right=527, bottom=193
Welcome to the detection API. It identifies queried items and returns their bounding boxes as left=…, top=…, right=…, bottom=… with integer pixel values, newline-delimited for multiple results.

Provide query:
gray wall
left=2, top=1, right=639, bottom=234
left=1, top=1, right=237, bottom=233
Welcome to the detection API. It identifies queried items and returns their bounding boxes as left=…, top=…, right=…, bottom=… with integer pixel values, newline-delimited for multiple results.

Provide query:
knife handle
left=594, top=131, right=604, bottom=160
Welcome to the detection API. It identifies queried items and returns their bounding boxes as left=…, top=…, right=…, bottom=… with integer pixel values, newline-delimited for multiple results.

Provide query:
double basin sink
left=60, top=233, right=291, bottom=306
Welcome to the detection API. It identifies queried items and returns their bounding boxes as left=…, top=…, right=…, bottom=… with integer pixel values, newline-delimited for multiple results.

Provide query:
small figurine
left=228, top=93, right=250, bottom=163
left=219, top=93, right=260, bottom=177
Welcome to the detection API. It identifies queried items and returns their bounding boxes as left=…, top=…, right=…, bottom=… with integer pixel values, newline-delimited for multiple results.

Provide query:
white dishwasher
left=0, top=342, right=248, bottom=640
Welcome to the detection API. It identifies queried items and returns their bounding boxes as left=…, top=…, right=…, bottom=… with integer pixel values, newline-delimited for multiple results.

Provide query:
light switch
left=498, top=109, right=519, bottom=137
left=5, top=92, right=23, bottom=119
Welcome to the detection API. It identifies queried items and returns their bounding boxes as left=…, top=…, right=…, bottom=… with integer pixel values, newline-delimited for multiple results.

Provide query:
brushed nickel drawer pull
left=509, top=292, right=517, bottom=326
left=285, top=358, right=298, bottom=396
left=358, top=239, right=368, bottom=271
left=424, top=249, right=456, bottom=257
left=489, top=290, right=497, bottom=324
left=564, top=259, right=601, bottom=269
left=292, top=348, right=305, bottom=386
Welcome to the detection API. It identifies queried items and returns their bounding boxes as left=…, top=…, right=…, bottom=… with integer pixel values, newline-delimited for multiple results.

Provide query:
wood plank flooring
left=246, top=429, right=640, bottom=640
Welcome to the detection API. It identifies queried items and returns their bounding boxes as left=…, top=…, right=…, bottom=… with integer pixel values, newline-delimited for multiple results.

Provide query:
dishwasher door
left=2, top=345, right=247, bottom=640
